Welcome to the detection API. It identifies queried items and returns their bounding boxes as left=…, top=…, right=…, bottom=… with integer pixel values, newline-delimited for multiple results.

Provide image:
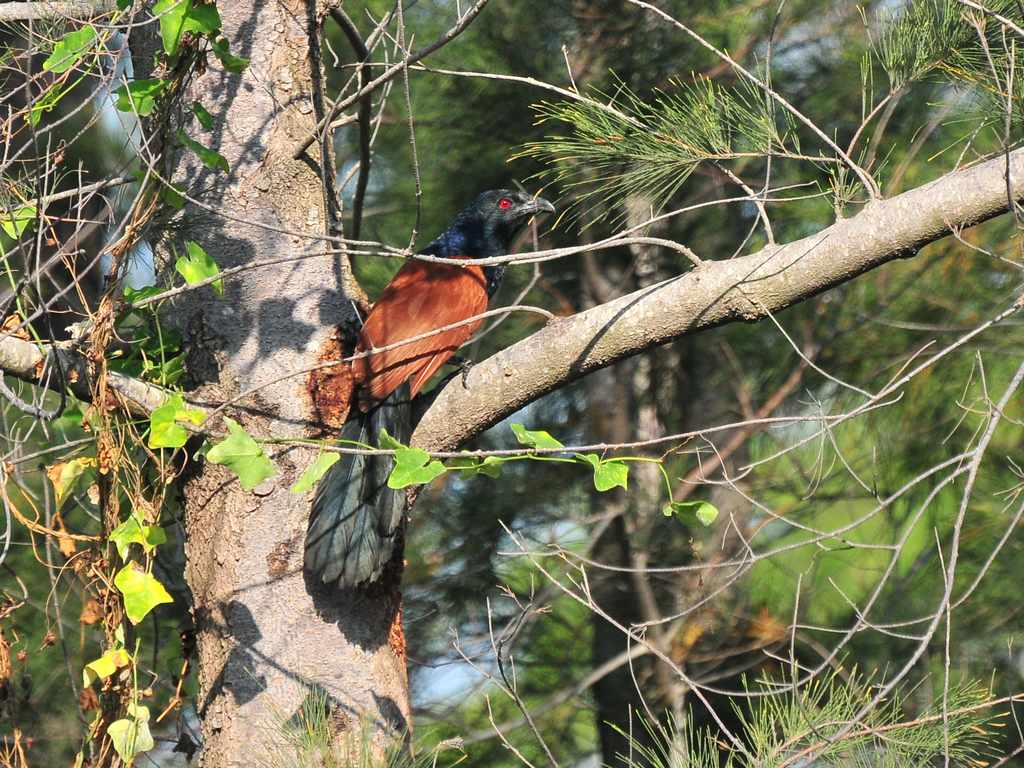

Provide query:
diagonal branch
left=412, top=148, right=1024, bottom=451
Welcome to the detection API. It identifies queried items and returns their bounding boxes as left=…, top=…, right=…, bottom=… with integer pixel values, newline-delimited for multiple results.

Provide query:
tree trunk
left=152, top=3, right=409, bottom=764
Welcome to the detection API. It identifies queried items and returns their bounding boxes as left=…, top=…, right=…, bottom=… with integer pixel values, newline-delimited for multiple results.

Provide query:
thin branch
left=328, top=8, right=373, bottom=240
left=293, top=0, right=491, bottom=159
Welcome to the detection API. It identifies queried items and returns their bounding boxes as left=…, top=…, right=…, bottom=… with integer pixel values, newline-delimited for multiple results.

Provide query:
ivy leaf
left=108, top=703, right=155, bottom=763
left=510, top=423, right=564, bottom=451
left=377, top=428, right=403, bottom=450
left=576, top=454, right=629, bottom=492
left=207, top=418, right=276, bottom=490
left=43, top=25, right=97, bottom=73
left=152, top=0, right=192, bottom=55
left=182, top=3, right=221, bottom=36
left=109, top=515, right=166, bottom=561
left=663, top=500, right=720, bottom=527
left=174, top=240, right=223, bottom=295
left=210, top=37, right=249, bottom=73
left=45, top=457, right=96, bottom=507
left=477, top=456, right=506, bottom=478
left=82, top=648, right=131, bottom=687
left=160, top=182, right=185, bottom=210
left=123, top=285, right=163, bottom=304
left=448, top=455, right=505, bottom=478
left=114, top=564, right=174, bottom=625
left=113, top=79, right=167, bottom=116
left=388, top=446, right=446, bottom=489
left=192, top=100, right=213, bottom=129
left=1, top=204, right=36, bottom=239
left=149, top=392, right=205, bottom=449
left=377, top=429, right=446, bottom=489
left=27, top=85, right=64, bottom=126
left=177, top=130, right=229, bottom=173
left=290, top=452, right=339, bottom=493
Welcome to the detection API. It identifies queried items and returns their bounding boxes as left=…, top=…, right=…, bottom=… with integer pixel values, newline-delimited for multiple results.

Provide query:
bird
left=305, top=189, right=555, bottom=589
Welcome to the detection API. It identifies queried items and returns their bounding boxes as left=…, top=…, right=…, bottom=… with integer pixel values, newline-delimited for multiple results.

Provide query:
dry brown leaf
left=0, top=629, right=11, bottom=687
left=58, top=533, right=76, bottom=558
left=79, top=687, right=99, bottom=711
left=1, top=315, right=29, bottom=341
left=79, top=599, right=102, bottom=625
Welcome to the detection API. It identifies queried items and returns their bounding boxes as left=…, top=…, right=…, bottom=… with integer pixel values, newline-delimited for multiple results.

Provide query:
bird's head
left=441, top=189, right=555, bottom=258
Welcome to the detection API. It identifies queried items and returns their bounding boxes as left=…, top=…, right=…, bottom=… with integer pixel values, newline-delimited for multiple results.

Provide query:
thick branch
left=413, top=149, right=1024, bottom=451
left=0, top=335, right=170, bottom=416
left=0, top=0, right=117, bottom=20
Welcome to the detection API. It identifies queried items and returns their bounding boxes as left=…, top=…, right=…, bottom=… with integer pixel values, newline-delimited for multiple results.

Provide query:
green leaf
left=510, top=423, right=564, bottom=451
left=290, top=452, right=339, bottom=493
left=160, top=182, right=185, bottom=210
left=182, top=3, right=221, bottom=36
left=43, top=25, right=97, bottom=73
left=576, top=454, right=629, bottom=492
left=123, top=285, right=163, bottom=304
left=27, top=85, right=64, bottom=126
left=174, top=240, right=223, bottom=295
left=192, top=100, right=213, bottom=129
left=663, top=500, right=719, bottom=527
left=377, top=430, right=445, bottom=489
left=1, top=204, right=36, bottom=239
left=109, top=514, right=166, bottom=561
left=114, top=564, right=173, bottom=624
left=108, top=703, right=155, bottom=764
left=377, top=428, right=403, bottom=450
left=477, top=456, right=505, bottom=478
left=210, top=37, right=249, bottom=73
left=207, top=418, right=276, bottom=490
left=113, top=79, right=167, bottom=116
left=448, top=455, right=505, bottom=478
left=82, top=648, right=131, bottom=687
left=388, top=445, right=446, bottom=489
left=177, top=129, right=229, bottom=172
left=148, top=393, right=205, bottom=449
left=152, top=0, right=192, bottom=55
left=45, top=457, right=96, bottom=507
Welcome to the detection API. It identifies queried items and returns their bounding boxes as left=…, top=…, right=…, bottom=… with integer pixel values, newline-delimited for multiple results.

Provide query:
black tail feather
left=304, top=388, right=411, bottom=588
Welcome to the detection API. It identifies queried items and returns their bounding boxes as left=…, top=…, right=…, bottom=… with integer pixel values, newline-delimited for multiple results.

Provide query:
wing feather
left=354, top=260, right=488, bottom=405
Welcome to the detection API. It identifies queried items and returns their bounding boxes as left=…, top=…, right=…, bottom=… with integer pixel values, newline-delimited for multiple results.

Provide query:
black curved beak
left=518, top=197, right=554, bottom=220
left=531, top=197, right=555, bottom=215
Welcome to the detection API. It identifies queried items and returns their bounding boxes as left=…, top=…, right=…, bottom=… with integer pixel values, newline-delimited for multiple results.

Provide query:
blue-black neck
left=423, top=217, right=510, bottom=297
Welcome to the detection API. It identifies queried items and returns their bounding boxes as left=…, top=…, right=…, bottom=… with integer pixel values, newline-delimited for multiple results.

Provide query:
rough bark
left=157, top=3, right=408, bottom=764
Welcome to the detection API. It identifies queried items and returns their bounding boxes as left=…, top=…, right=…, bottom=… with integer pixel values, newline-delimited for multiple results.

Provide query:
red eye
left=498, top=197, right=512, bottom=210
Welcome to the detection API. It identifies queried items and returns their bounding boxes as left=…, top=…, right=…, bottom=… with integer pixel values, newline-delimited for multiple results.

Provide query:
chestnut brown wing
left=354, top=259, right=489, bottom=406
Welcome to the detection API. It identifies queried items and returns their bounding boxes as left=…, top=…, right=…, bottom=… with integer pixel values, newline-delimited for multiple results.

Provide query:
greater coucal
left=305, top=189, right=555, bottom=588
